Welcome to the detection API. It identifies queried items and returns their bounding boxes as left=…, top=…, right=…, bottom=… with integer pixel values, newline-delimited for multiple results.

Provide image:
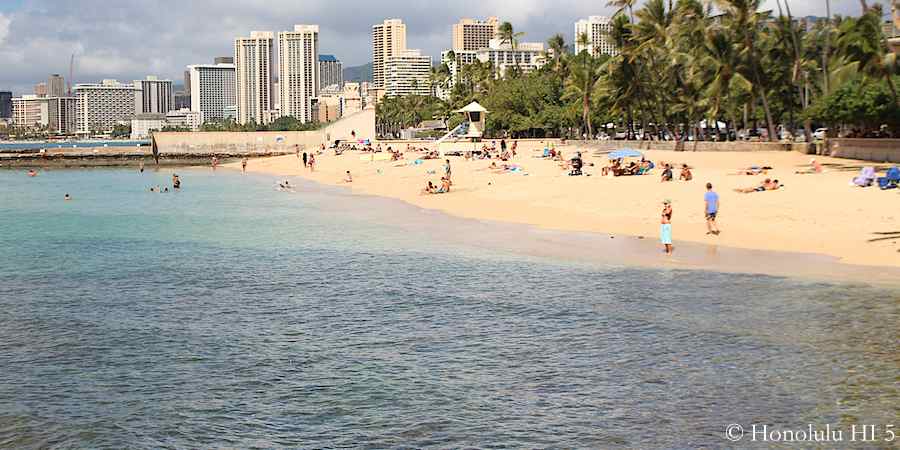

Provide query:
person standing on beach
left=704, top=183, right=720, bottom=236
left=443, top=159, right=452, bottom=183
left=308, top=153, right=316, bottom=172
left=661, top=200, right=674, bottom=254
left=241, top=158, right=248, bottom=173
left=302, top=152, right=308, bottom=168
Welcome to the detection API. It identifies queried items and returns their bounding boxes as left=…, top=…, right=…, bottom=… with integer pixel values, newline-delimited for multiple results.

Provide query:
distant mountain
left=343, top=62, right=373, bottom=83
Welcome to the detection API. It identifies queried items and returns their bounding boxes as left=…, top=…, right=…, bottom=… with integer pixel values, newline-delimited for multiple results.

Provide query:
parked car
left=813, top=128, right=828, bottom=140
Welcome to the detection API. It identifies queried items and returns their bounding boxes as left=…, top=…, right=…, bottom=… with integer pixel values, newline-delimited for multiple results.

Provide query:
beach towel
left=877, top=167, right=900, bottom=190
left=852, top=167, right=877, bottom=187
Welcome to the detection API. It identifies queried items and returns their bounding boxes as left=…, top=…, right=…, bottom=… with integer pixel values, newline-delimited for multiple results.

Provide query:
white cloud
left=0, top=0, right=890, bottom=95
left=0, top=13, right=10, bottom=46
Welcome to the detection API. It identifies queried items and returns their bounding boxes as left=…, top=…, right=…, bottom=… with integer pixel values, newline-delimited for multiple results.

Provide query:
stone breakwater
left=0, top=145, right=294, bottom=168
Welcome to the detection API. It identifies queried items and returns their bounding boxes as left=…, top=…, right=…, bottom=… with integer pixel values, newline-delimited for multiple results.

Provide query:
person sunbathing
left=795, top=158, right=823, bottom=174
left=735, top=178, right=781, bottom=193
left=421, top=181, right=436, bottom=195
left=731, top=166, right=772, bottom=175
left=679, top=164, right=693, bottom=181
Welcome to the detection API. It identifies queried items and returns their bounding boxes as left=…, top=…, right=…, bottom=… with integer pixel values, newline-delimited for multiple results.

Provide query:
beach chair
left=852, top=166, right=877, bottom=187
left=877, top=167, right=900, bottom=190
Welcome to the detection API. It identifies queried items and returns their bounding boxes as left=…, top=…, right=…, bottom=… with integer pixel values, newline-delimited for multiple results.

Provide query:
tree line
left=377, top=1, right=899, bottom=141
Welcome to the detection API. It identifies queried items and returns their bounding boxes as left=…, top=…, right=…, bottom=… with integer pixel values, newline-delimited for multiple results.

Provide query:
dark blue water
left=1, top=169, right=897, bottom=448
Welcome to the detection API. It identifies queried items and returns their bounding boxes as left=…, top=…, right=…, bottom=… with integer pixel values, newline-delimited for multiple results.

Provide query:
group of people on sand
left=421, top=159, right=453, bottom=195
left=734, top=178, right=782, bottom=193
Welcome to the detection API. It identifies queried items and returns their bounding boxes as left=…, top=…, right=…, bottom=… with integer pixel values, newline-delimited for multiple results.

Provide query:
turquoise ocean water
left=1, top=168, right=897, bottom=448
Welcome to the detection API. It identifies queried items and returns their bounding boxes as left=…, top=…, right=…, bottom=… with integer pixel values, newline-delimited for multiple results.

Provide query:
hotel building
left=384, top=50, right=432, bottom=97
left=235, top=31, right=275, bottom=125
left=452, top=17, right=500, bottom=52
left=187, top=62, right=236, bottom=123
left=372, top=19, right=407, bottom=88
left=135, top=76, right=175, bottom=114
left=73, top=80, right=141, bottom=134
left=278, top=25, right=319, bottom=123
left=574, top=16, right=618, bottom=56
left=319, top=54, right=343, bottom=90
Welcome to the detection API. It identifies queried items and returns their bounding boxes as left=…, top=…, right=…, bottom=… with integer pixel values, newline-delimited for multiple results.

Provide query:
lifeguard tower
left=456, top=101, right=487, bottom=139
left=434, top=101, right=489, bottom=155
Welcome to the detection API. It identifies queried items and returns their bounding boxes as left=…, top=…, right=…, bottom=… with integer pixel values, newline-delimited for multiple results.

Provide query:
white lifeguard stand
left=456, top=101, right=488, bottom=139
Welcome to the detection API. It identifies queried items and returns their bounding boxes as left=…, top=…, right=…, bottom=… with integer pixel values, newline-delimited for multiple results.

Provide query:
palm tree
left=498, top=22, right=525, bottom=49
left=835, top=8, right=898, bottom=105
left=607, top=0, right=637, bottom=21
left=546, top=33, right=568, bottom=74
left=716, top=0, right=777, bottom=141
left=566, top=50, right=606, bottom=138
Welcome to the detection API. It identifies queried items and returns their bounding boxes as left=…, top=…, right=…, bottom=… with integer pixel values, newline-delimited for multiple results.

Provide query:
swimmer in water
left=172, top=174, right=181, bottom=189
left=27, top=169, right=37, bottom=177
left=64, top=194, right=71, bottom=201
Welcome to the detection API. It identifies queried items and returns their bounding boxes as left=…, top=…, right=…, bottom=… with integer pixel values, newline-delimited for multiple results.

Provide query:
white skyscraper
left=134, top=76, right=175, bottom=114
left=372, top=19, right=407, bottom=89
left=278, top=25, right=319, bottom=123
left=575, top=16, right=617, bottom=56
left=187, top=63, right=236, bottom=123
left=73, top=80, right=141, bottom=134
left=234, top=31, right=275, bottom=125
left=384, top=50, right=432, bottom=97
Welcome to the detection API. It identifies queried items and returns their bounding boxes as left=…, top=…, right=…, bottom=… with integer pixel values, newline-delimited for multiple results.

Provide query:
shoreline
left=221, top=151, right=899, bottom=286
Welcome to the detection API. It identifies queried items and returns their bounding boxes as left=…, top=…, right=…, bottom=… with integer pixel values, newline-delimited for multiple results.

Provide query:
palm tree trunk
left=757, top=85, right=777, bottom=142
left=583, top=94, right=592, bottom=138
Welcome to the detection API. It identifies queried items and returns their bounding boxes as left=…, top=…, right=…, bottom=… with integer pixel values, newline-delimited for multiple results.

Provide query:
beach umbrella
left=608, top=149, right=643, bottom=159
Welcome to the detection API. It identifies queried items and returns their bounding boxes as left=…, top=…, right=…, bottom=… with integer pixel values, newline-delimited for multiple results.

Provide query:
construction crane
left=67, top=54, right=75, bottom=95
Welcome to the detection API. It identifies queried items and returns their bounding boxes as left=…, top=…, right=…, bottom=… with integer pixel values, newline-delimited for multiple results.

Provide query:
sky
left=0, top=0, right=885, bottom=95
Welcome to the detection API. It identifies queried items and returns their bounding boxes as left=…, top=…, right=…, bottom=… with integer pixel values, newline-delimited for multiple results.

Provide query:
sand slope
left=230, top=145, right=900, bottom=268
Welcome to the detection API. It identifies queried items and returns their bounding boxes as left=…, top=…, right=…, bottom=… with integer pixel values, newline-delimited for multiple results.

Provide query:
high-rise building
left=12, top=95, right=49, bottom=128
left=34, top=82, right=48, bottom=98
left=183, top=70, right=191, bottom=96
left=187, top=62, right=236, bottom=123
left=135, top=76, right=175, bottom=114
left=0, top=91, right=11, bottom=119
left=214, top=56, right=234, bottom=65
left=453, top=17, right=500, bottom=52
left=575, top=16, right=617, bottom=56
left=384, top=50, right=432, bottom=97
left=48, top=74, right=66, bottom=97
left=73, top=80, right=141, bottom=134
left=235, top=31, right=275, bottom=125
left=372, top=19, right=407, bottom=88
left=476, top=39, right=546, bottom=77
left=319, top=54, right=343, bottom=90
left=278, top=25, right=319, bottom=123
left=46, top=97, right=78, bottom=134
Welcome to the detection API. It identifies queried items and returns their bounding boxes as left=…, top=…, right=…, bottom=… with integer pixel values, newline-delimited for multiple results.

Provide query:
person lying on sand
left=421, top=181, right=436, bottom=195
left=731, top=166, right=772, bottom=175
left=734, top=178, right=781, bottom=193
left=679, top=164, right=693, bottom=181
left=795, top=158, right=823, bottom=174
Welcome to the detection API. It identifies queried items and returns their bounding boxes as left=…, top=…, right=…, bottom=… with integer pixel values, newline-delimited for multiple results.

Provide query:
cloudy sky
left=0, top=0, right=884, bottom=95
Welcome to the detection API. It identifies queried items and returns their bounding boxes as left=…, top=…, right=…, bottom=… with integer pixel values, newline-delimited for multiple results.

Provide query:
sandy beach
left=229, top=143, right=900, bottom=269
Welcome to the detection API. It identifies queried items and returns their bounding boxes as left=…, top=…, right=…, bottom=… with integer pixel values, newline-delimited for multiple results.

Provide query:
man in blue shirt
left=704, top=183, right=720, bottom=235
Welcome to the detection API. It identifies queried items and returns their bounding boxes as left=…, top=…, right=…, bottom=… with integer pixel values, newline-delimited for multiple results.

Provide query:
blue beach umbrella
left=608, top=149, right=643, bottom=159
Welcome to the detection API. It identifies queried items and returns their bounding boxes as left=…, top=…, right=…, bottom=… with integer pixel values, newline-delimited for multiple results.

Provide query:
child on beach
left=661, top=200, right=673, bottom=254
left=308, top=153, right=316, bottom=172
left=679, top=164, right=693, bottom=181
